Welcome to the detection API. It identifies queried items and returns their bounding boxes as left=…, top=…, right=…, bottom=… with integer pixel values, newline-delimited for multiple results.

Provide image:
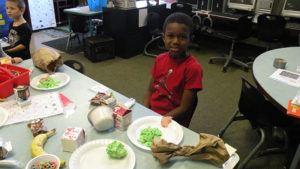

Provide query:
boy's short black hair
left=163, top=12, right=193, bottom=35
left=7, top=0, right=26, bottom=9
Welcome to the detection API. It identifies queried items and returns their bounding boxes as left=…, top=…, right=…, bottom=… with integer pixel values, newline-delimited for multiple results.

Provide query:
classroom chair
left=66, top=15, right=89, bottom=51
left=209, top=14, right=254, bottom=72
left=64, top=59, right=85, bottom=74
left=143, top=12, right=166, bottom=57
left=257, top=14, right=286, bottom=50
left=218, top=75, right=289, bottom=169
left=175, top=96, right=198, bottom=128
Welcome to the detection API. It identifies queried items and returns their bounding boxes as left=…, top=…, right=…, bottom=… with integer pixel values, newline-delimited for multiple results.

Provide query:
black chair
left=66, top=15, right=89, bottom=51
left=170, top=2, right=193, bottom=17
left=209, top=14, right=254, bottom=72
left=143, top=12, right=167, bottom=57
left=64, top=59, right=85, bottom=74
left=290, top=143, right=300, bottom=169
left=174, top=96, right=198, bottom=128
left=257, top=14, right=286, bottom=50
left=218, top=75, right=289, bottom=169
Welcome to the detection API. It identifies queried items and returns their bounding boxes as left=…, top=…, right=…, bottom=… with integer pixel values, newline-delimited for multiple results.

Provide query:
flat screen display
left=284, top=0, right=300, bottom=11
left=229, top=0, right=254, bottom=5
left=282, top=0, right=300, bottom=18
left=227, top=0, right=256, bottom=11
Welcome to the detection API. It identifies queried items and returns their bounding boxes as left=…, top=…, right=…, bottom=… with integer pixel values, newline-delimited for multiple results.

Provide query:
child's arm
left=143, top=77, right=154, bottom=108
left=165, top=89, right=197, bottom=119
left=5, top=44, right=26, bottom=53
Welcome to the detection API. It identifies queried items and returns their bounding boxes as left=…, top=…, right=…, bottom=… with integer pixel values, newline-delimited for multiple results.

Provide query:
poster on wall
left=28, top=0, right=56, bottom=31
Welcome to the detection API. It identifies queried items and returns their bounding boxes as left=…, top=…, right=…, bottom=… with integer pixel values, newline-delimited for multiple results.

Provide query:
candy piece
left=61, top=127, right=85, bottom=152
left=31, top=161, right=58, bottom=169
left=27, top=119, right=48, bottom=137
left=90, top=92, right=116, bottom=109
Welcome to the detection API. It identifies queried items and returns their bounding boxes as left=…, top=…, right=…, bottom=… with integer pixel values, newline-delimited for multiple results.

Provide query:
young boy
left=143, top=12, right=203, bottom=127
left=5, top=0, right=32, bottom=63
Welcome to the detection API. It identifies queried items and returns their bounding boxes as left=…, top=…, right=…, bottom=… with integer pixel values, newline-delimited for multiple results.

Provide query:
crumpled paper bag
left=32, top=47, right=63, bottom=74
left=150, top=133, right=230, bottom=167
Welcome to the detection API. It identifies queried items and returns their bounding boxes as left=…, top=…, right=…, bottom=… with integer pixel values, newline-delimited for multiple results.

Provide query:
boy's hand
left=12, top=57, right=23, bottom=64
left=161, top=116, right=172, bottom=128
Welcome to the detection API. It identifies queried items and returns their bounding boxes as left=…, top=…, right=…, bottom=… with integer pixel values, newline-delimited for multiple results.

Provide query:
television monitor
left=227, top=0, right=257, bottom=11
left=255, top=0, right=274, bottom=14
left=281, top=0, right=300, bottom=18
left=197, top=0, right=211, bottom=11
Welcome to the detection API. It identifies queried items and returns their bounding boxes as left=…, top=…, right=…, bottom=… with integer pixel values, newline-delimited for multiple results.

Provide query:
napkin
left=150, top=133, right=230, bottom=167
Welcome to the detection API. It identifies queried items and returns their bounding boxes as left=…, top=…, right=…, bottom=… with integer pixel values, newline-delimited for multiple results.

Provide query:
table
left=63, top=6, right=102, bottom=36
left=0, top=59, right=236, bottom=169
left=0, top=39, right=10, bottom=49
left=252, top=47, right=300, bottom=113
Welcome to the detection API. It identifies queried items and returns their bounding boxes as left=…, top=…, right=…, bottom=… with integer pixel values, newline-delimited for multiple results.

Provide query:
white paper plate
left=30, top=73, right=70, bottom=90
left=69, top=139, right=135, bottom=169
left=127, top=116, right=183, bottom=151
left=0, top=107, right=8, bottom=127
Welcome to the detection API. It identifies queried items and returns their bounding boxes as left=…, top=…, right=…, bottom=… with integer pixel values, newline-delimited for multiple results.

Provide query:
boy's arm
left=164, top=89, right=197, bottom=119
left=5, top=44, right=26, bottom=53
left=143, top=77, right=154, bottom=108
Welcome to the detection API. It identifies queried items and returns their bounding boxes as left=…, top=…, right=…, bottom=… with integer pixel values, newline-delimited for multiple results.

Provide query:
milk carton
left=113, top=104, right=132, bottom=130
left=61, top=127, right=85, bottom=152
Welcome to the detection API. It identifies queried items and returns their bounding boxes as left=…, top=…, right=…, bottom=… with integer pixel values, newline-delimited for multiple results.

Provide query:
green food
left=137, top=126, right=162, bottom=147
left=106, top=141, right=127, bottom=159
left=37, top=77, right=60, bottom=88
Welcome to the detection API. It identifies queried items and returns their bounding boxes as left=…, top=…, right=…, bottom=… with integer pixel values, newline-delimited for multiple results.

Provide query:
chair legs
left=219, top=109, right=289, bottom=169
left=66, top=32, right=72, bottom=51
left=237, top=128, right=266, bottom=169
left=218, top=109, right=239, bottom=138
left=65, top=32, right=84, bottom=51
left=144, top=36, right=165, bottom=57
left=209, top=40, right=250, bottom=72
left=218, top=109, right=247, bottom=138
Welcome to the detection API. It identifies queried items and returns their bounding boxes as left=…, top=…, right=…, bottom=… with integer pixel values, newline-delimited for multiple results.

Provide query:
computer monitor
left=227, top=0, right=257, bottom=11
left=255, top=0, right=274, bottom=14
left=281, top=0, right=300, bottom=18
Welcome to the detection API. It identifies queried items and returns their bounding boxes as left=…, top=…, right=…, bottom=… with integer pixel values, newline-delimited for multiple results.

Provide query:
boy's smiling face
left=6, top=1, right=24, bottom=19
left=163, top=23, right=190, bottom=59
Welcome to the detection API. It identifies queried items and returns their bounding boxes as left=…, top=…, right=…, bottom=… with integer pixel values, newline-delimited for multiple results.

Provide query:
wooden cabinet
left=53, top=0, right=77, bottom=25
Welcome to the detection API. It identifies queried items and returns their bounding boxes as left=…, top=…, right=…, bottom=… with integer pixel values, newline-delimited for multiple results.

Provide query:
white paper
left=0, top=92, right=64, bottom=126
left=28, top=0, right=56, bottom=30
left=139, top=8, right=148, bottom=27
left=269, top=69, right=300, bottom=87
left=89, top=84, right=109, bottom=93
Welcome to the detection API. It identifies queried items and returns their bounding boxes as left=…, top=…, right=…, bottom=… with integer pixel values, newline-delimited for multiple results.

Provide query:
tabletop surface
left=253, top=47, right=300, bottom=111
left=0, top=39, right=10, bottom=48
left=63, top=6, right=102, bottom=16
left=0, top=59, right=229, bottom=169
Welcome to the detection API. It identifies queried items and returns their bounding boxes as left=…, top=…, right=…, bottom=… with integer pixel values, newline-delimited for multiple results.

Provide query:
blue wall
left=0, top=1, right=13, bottom=38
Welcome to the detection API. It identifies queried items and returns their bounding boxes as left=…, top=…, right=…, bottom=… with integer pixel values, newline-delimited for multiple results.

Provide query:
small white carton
left=61, top=127, right=85, bottom=152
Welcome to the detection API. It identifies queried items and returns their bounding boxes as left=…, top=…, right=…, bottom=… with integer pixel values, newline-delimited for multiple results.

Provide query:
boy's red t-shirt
left=150, top=52, right=203, bottom=115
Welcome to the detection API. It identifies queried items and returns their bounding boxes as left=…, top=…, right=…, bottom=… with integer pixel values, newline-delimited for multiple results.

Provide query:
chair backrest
left=70, top=15, right=89, bottom=33
left=176, top=96, right=198, bottom=128
left=171, top=2, right=193, bottom=16
left=147, top=12, right=162, bottom=36
left=257, top=14, right=286, bottom=42
left=237, top=14, right=254, bottom=40
left=64, top=59, right=85, bottom=74
left=238, top=75, right=285, bottom=128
